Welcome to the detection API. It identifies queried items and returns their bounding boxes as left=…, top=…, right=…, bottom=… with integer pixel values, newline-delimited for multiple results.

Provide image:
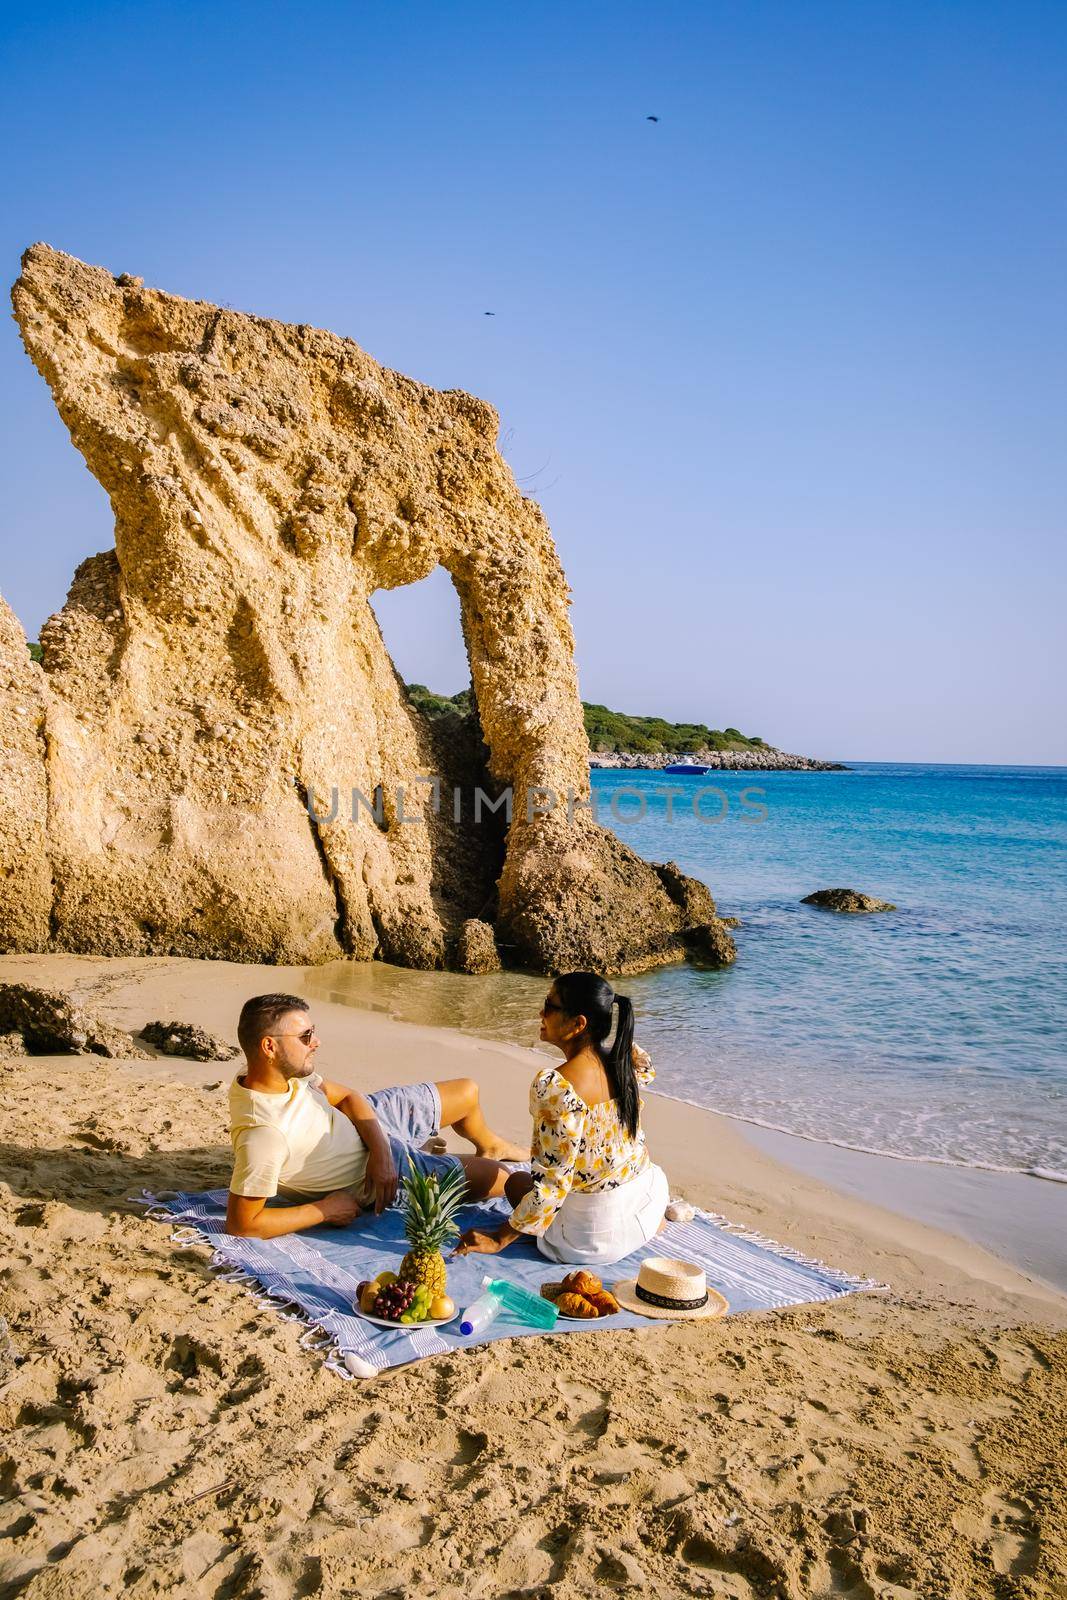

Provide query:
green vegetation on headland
left=405, top=683, right=475, bottom=720
left=405, top=683, right=766, bottom=754
left=27, top=642, right=42, bottom=662
left=581, top=703, right=765, bottom=754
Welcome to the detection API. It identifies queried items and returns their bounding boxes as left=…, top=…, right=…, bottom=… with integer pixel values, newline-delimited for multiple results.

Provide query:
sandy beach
left=1, top=952, right=1065, bottom=1599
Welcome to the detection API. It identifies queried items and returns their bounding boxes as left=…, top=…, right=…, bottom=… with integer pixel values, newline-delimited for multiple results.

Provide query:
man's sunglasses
left=267, top=1026, right=317, bottom=1045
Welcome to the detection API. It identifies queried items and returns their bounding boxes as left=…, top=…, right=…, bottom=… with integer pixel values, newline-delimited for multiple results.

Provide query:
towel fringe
left=171, top=1226, right=208, bottom=1246
left=323, top=1354, right=360, bottom=1381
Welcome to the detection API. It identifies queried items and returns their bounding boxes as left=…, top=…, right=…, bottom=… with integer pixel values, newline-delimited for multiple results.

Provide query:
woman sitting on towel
left=456, top=972, right=669, bottom=1265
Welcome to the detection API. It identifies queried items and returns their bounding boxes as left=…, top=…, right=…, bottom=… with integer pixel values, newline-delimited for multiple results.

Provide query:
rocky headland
left=590, top=747, right=846, bottom=772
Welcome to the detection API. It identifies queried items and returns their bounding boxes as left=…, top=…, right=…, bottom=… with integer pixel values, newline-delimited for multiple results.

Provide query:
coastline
left=589, top=746, right=846, bottom=771
left=740, top=1122, right=1067, bottom=1296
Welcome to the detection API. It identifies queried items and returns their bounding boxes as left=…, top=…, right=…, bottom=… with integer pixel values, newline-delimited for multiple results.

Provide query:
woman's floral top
left=509, top=1048, right=656, bottom=1237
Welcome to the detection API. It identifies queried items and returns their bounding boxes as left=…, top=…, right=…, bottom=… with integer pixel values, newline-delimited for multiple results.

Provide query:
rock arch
left=4, top=244, right=734, bottom=974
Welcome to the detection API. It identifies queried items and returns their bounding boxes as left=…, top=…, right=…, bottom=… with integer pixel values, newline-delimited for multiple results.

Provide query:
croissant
left=562, top=1270, right=603, bottom=1296
left=556, top=1292, right=598, bottom=1318
left=583, top=1289, right=619, bottom=1316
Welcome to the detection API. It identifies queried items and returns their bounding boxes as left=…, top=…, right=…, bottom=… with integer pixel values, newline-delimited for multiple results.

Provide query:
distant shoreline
left=589, top=746, right=847, bottom=772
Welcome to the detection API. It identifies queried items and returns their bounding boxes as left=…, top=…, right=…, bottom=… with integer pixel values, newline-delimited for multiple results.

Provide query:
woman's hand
left=455, top=1225, right=511, bottom=1256
left=631, top=1042, right=655, bottom=1084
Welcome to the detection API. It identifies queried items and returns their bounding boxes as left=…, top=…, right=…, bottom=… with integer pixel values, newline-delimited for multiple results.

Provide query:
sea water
left=304, top=763, right=1067, bottom=1183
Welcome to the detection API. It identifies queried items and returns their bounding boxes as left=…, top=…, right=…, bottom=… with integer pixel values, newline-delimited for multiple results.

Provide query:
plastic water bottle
left=459, top=1287, right=504, bottom=1337
left=481, top=1275, right=559, bottom=1329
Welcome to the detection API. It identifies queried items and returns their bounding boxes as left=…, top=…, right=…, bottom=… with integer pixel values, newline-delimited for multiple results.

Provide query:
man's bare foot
left=477, top=1136, right=531, bottom=1163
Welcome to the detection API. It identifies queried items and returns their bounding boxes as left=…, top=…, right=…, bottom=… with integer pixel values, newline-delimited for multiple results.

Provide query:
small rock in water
left=802, top=887, right=896, bottom=914
left=687, top=919, right=737, bottom=967
left=453, top=919, right=502, bottom=975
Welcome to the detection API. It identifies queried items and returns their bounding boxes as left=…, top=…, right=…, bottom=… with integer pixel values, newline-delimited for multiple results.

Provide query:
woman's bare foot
left=478, top=1136, right=531, bottom=1163
left=433, top=1079, right=530, bottom=1163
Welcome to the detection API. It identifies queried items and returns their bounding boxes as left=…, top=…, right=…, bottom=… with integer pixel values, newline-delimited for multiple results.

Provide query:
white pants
left=536, top=1162, right=670, bottom=1266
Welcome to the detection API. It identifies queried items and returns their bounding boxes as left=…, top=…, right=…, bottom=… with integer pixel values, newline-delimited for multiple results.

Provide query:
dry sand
left=1, top=953, right=1065, bottom=1599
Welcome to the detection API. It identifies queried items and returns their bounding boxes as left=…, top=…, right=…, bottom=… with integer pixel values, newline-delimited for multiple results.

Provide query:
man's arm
left=318, top=1079, right=398, bottom=1213
left=226, top=1123, right=360, bottom=1237
left=226, top=1189, right=359, bottom=1239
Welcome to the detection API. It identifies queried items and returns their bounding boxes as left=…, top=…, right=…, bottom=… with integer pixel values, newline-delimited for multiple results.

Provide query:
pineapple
left=398, top=1162, right=467, bottom=1296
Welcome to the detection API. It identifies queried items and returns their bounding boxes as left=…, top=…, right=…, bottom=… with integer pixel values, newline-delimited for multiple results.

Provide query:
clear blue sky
left=2, top=1, right=1064, bottom=762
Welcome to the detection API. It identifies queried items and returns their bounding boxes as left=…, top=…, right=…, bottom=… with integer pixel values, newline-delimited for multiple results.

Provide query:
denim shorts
left=366, top=1080, right=464, bottom=1188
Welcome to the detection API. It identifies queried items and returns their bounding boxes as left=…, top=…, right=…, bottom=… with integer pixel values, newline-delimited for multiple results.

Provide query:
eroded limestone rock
left=802, top=888, right=897, bottom=914
left=0, top=982, right=150, bottom=1057
left=453, top=919, right=502, bottom=975
left=139, top=1021, right=240, bottom=1061
left=686, top=919, right=738, bottom=968
left=8, top=244, right=726, bottom=975
left=0, top=597, right=50, bottom=950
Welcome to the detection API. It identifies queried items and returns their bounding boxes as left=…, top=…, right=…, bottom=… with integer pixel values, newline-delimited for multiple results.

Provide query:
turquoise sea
left=309, top=762, right=1067, bottom=1183
left=590, top=761, right=1067, bottom=1181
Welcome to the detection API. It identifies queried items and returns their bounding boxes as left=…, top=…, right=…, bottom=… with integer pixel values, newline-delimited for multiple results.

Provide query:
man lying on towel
left=225, top=993, right=525, bottom=1239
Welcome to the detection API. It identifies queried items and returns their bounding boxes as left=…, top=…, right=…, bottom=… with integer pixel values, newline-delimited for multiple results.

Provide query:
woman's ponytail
left=606, top=994, right=639, bottom=1137
left=553, top=973, right=641, bottom=1137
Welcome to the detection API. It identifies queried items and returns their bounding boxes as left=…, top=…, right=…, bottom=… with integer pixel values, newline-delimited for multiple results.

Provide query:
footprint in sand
left=556, top=1379, right=612, bottom=1438
left=981, top=1490, right=1040, bottom=1577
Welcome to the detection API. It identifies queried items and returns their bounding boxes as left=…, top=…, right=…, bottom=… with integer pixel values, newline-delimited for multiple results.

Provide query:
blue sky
left=1, top=0, right=1064, bottom=762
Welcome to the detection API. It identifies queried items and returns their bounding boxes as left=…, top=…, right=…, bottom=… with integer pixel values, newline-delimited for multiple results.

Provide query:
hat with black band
left=613, top=1257, right=728, bottom=1321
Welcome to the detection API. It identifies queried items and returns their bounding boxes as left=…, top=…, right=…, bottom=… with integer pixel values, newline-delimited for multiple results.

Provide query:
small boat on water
left=663, top=755, right=713, bottom=775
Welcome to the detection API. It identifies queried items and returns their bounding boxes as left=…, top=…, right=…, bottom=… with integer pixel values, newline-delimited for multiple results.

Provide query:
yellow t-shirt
left=228, top=1070, right=369, bottom=1199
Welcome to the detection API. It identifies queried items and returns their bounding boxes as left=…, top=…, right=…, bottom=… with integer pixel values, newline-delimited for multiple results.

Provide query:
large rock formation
left=6, top=244, right=735, bottom=975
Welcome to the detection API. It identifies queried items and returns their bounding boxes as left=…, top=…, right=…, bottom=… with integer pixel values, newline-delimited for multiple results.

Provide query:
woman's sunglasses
left=541, top=998, right=564, bottom=1014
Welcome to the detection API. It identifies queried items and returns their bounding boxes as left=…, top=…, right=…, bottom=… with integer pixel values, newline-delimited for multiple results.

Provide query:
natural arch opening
left=369, top=564, right=469, bottom=703
left=369, top=567, right=508, bottom=937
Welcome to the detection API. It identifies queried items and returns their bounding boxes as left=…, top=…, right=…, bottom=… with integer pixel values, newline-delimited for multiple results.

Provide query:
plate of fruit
left=354, top=1164, right=465, bottom=1329
left=355, top=1272, right=456, bottom=1328
left=541, top=1270, right=620, bottom=1319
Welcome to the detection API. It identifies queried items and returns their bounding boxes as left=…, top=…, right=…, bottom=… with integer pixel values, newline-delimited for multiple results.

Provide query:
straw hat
left=613, top=1257, right=728, bottom=1321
